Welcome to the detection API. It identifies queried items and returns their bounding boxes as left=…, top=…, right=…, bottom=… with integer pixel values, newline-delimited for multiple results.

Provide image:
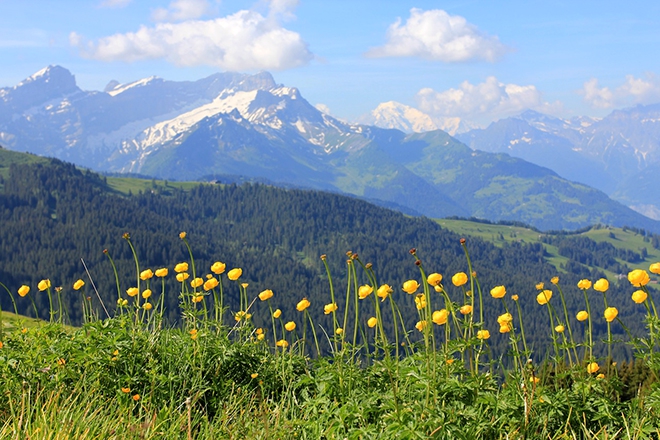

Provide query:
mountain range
left=1, top=65, right=660, bottom=232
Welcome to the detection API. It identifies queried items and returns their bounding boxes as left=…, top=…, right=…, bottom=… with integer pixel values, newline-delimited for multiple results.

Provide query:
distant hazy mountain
left=2, top=66, right=660, bottom=232
left=457, top=107, right=660, bottom=220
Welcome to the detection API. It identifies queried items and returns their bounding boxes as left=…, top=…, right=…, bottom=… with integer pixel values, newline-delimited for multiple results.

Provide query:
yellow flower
left=432, top=309, right=449, bottom=325
left=555, top=324, right=565, bottom=333
left=530, top=376, right=540, bottom=384
left=358, top=285, right=373, bottom=299
left=37, top=279, right=51, bottom=291
left=535, top=282, right=544, bottom=290
left=143, top=302, right=152, bottom=310
left=377, top=284, right=393, bottom=301
left=499, top=324, right=511, bottom=333
left=415, top=320, right=427, bottom=332
left=446, top=359, right=455, bottom=365
left=276, top=339, right=289, bottom=348
left=490, top=285, right=506, bottom=299
left=586, top=362, right=599, bottom=374
left=402, top=280, right=419, bottom=294
left=593, top=278, right=609, bottom=292
left=211, top=261, right=226, bottom=274
left=257, top=333, right=265, bottom=341
left=285, top=321, right=296, bottom=332
left=139, top=269, right=153, bottom=280
left=126, top=287, right=139, bottom=297
left=336, top=327, right=343, bottom=335
left=251, top=373, right=259, bottom=379
left=324, top=303, right=338, bottom=315
left=511, top=294, right=519, bottom=301
left=367, top=317, right=378, bottom=328
left=241, top=282, right=249, bottom=289
left=596, top=373, right=605, bottom=379
left=452, top=272, right=468, bottom=287
left=141, top=289, right=152, bottom=299
left=414, top=294, right=426, bottom=310
left=427, top=273, right=443, bottom=286
left=550, top=276, right=559, bottom=285
left=459, top=304, right=473, bottom=315
left=227, top=268, right=242, bottom=281
left=155, top=268, right=168, bottom=277
left=73, top=279, right=85, bottom=291
left=603, top=307, right=618, bottom=323
left=256, top=328, right=264, bottom=335
left=203, top=277, right=219, bottom=291
left=132, top=394, right=140, bottom=401
left=258, top=289, right=274, bottom=301
left=576, top=310, right=589, bottom=321
left=179, top=231, right=187, bottom=239
left=191, top=293, right=204, bottom=303
left=190, top=277, right=203, bottom=288
left=536, top=290, right=552, bottom=305
left=632, top=289, right=648, bottom=304
left=121, top=387, right=131, bottom=393
left=18, top=285, right=30, bottom=297
left=497, top=313, right=513, bottom=325
left=174, top=262, right=189, bottom=273
left=577, top=279, right=592, bottom=290
left=628, top=269, right=650, bottom=287
left=650, top=262, right=660, bottom=275
left=477, top=329, right=490, bottom=340
left=234, top=311, right=251, bottom=321
left=189, top=329, right=198, bottom=340
left=273, top=309, right=282, bottom=319
left=176, top=273, right=190, bottom=282
left=296, top=298, right=311, bottom=312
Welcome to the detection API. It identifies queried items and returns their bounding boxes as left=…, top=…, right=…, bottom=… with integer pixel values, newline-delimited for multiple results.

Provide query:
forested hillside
left=0, top=157, right=654, bottom=359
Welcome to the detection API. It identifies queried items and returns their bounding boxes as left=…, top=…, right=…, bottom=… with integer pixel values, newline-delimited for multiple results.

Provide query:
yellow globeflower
left=258, top=289, right=274, bottom=301
left=427, top=273, right=443, bottom=286
left=273, top=309, right=282, bottom=319
left=650, top=262, right=660, bottom=275
left=497, top=313, right=513, bottom=325
left=139, top=269, right=153, bottom=280
left=535, top=282, right=544, bottom=290
left=18, top=285, right=30, bottom=297
left=402, top=280, right=419, bottom=294
left=121, top=387, right=131, bottom=394
left=604, top=307, right=618, bottom=323
left=174, top=262, right=188, bottom=273
left=593, top=278, right=609, bottom=292
left=477, top=329, right=490, bottom=340
left=576, top=310, right=589, bottom=321
left=459, top=304, right=473, bottom=315
left=143, top=302, right=153, bottom=310
left=555, top=324, right=565, bottom=333
left=628, top=269, right=650, bottom=287
left=211, top=261, right=226, bottom=275
left=190, top=277, right=204, bottom=288
left=296, top=298, right=311, bottom=312
left=511, top=294, right=519, bottom=301
left=227, top=268, right=242, bottom=281
left=536, top=290, right=552, bottom=305
left=452, top=272, right=468, bottom=287
left=415, top=320, right=427, bottom=332
left=432, top=309, right=449, bottom=325
left=234, top=311, right=251, bottom=321
left=490, top=285, right=506, bottom=299
left=335, top=327, right=343, bottom=335
left=377, top=284, right=393, bottom=301
left=550, top=276, right=559, bottom=285
left=141, top=289, right=152, bottom=299
left=179, top=231, right=187, bottom=239
left=203, top=277, right=219, bottom=291
left=358, top=285, right=373, bottom=299
left=414, top=294, right=426, bottom=310
left=324, top=303, right=338, bottom=315
left=73, top=279, right=85, bottom=291
left=38, top=279, right=51, bottom=291
left=126, top=287, right=139, bottom=297
left=155, top=268, right=168, bottom=277
left=176, top=273, right=190, bottom=282
left=586, top=362, right=599, bottom=374
left=285, top=321, right=296, bottom=332
left=367, top=317, right=378, bottom=328
left=189, top=329, right=198, bottom=340
left=499, top=324, right=511, bottom=333
left=632, top=289, right=648, bottom=304
left=577, top=279, right=592, bottom=290
left=191, top=293, right=204, bottom=303
left=276, top=339, right=289, bottom=348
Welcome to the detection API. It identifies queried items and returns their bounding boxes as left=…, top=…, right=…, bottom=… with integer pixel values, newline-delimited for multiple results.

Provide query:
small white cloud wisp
left=366, top=8, right=508, bottom=62
left=582, top=74, right=660, bottom=109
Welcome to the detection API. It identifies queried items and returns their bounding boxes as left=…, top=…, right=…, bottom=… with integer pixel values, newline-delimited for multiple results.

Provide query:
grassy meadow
left=1, top=232, right=660, bottom=439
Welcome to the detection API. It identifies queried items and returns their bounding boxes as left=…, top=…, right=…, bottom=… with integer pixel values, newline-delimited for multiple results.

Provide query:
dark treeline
left=0, top=159, right=654, bottom=360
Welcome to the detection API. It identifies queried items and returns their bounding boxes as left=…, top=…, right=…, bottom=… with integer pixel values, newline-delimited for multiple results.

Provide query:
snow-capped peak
left=362, top=101, right=438, bottom=133
left=107, top=76, right=162, bottom=96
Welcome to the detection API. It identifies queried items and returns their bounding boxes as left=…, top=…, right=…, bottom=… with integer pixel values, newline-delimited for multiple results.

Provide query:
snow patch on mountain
left=107, top=76, right=161, bottom=96
left=362, top=101, right=438, bottom=133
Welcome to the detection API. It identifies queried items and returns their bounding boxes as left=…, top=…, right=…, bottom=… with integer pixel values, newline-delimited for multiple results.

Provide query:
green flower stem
left=513, top=298, right=529, bottom=357
left=554, top=282, right=579, bottom=365
left=581, top=287, right=593, bottom=360
left=321, top=256, right=339, bottom=353
left=0, top=281, right=19, bottom=316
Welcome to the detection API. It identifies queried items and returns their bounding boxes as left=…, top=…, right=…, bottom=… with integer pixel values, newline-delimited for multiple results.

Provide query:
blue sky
left=2, top=0, right=660, bottom=127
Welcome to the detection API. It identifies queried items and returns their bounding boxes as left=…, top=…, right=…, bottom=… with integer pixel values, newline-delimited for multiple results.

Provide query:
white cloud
left=416, top=77, right=558, bottom=126
left=70, top=7, right=312, bottom=71
left=152, top=0, right=213, bottom=22
left=582, top=74, right=660, bottom=109
left=366, top=8, right=508, bottom=62
left=99, top=0, right=132, bottom=8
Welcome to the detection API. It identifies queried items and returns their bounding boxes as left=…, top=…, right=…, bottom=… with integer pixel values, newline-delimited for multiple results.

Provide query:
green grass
left=105, top=176, right=206, bottom=196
